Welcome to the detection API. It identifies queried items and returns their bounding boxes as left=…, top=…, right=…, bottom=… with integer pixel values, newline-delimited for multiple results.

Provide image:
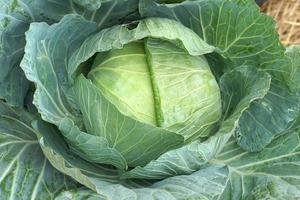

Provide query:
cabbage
left=0, top=0, right=300, bottom=199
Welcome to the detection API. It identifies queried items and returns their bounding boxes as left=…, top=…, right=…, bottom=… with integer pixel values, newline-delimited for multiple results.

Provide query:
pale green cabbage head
left=88, top=39, right=221, bottom=139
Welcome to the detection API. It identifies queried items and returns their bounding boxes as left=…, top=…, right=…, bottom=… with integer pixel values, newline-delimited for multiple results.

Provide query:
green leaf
left=68, top=17, right=215, bottom=80
left=214, top=131, right=300, bottom=199
left=37, top=114, right=148, bottom=191
left=0, top=0, right=39, bottom=106
left=0, top=102, right=76, bottom=200
left=56, top=188, right=105, bottom=200
left=20, top=15, right=97, bottom=125
left=59, top=118, right=127, bottom=170
left=2, top=0, right=138, bottom=106
left=73, top=0, right=103, bottom=11
left=219, top=65, right=297, bottom=152
left=129, top=130, right=300, bottom=199
left=71, top=0, right=140, bottom=29
left=121, top=134, right=231, bottom=180
left=288, top=45, right=300, bottom=94
left=219, top=66, right=270, bottom=119
left=286, top=45, right=300, bottom=130
left=140, top=0, right=289, bottom=77
left=235, top=81, right=299, bottom=151
left=0, top=0, right=83, bottom=106
left=0, top=66, right=29, bottom=106
left=38, top=124, right=121, bottom=191
left=43, top=129, right=300, bottom=199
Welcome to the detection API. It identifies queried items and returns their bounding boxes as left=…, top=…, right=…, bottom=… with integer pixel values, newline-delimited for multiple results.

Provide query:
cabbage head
left=86, top=39, right=222, bottom=166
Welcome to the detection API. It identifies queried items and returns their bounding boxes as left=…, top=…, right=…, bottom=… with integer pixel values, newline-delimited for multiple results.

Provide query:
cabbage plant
left=1, top=0, right=300, bottom=199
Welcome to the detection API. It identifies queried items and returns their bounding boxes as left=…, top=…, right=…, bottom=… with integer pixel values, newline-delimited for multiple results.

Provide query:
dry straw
left=262, top=0, right=300, bottom=45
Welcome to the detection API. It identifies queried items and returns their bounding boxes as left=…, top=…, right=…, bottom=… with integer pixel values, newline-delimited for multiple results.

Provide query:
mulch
left=261, top=0, right=300, bottom=45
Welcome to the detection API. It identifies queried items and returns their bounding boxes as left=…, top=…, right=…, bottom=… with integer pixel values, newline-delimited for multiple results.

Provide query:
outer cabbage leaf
left=56, top=188, right=106, bottom=200
left=59, top=118, right=128, bottom=170
left=139, top=0, right=299, bottom=151
left=41, top=125, right=300, bottom=200
left=213, top=131, right=300, bottom=199
left=235, top=81, right=299, bottom=151
left=0, top=67, right=29, bottom=106
left=139, top=0, right=288, bottom=76
left=288, top=45, right=300, bottom=94
left=144, top=131, right=300, bottom=200
left=0, top=101, right=76, bottom=200
left=286, top=45, right=300, bottom=130
left=73, top=0, right=103, bottom=11
left=74, top=0, right=139, bottom=29
left=0, top=0, right=66, bottom=106
left=68, top=17, right=215, bottom=80
left=37, top=119, right=125, bottom=190
left=21, top=15, right=97, bottom=125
